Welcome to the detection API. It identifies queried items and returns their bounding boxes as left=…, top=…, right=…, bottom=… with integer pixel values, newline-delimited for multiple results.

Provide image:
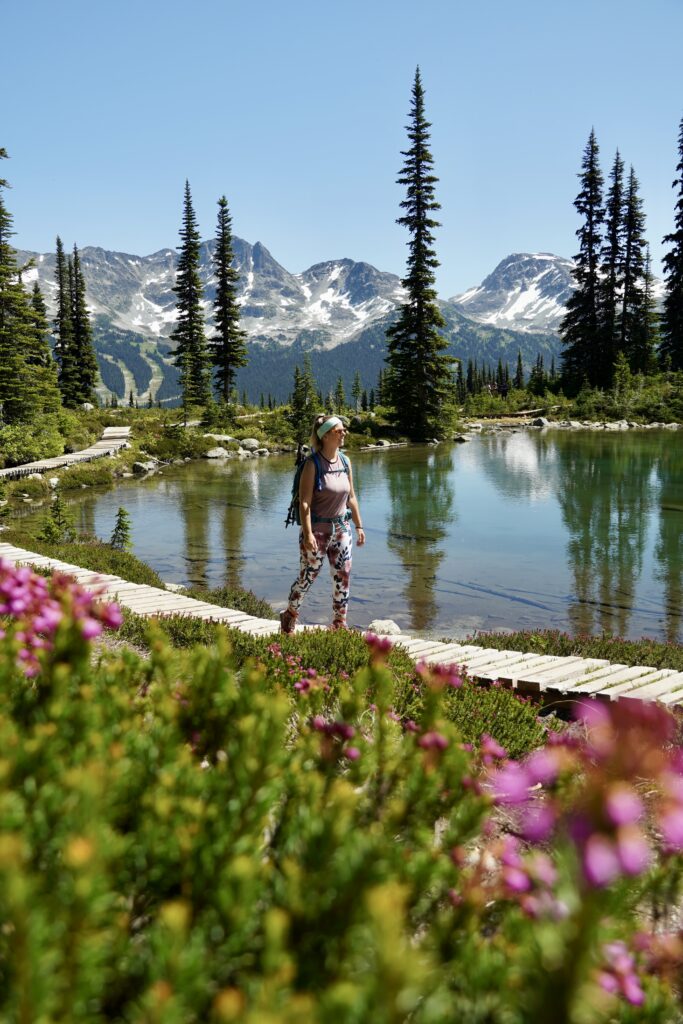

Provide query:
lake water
left=19, top=429, right=683, bottom=641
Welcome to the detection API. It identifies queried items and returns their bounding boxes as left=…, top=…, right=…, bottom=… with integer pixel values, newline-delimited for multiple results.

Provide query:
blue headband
left=317, top=417, right=343, bottom=439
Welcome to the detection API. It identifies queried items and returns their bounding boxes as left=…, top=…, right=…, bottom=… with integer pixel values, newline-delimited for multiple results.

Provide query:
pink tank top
left=311, top=455, right=350, bottom=520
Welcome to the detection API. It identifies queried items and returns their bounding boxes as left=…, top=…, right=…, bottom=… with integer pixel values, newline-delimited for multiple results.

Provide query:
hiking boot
left=329, top=619, right=350, bottom=632
left=280, top=608, right=298, bottom=635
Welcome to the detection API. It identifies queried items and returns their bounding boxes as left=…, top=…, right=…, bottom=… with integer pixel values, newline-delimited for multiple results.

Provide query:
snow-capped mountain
left=451, top=252, right=665, bottom=335
left=16, top=240, right=405, bottom=351
left=450, top=253, right=575, bottom=334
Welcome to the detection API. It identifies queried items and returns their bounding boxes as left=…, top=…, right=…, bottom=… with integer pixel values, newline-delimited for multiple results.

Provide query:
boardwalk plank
left=620, top=672, right=683, bottom=702
left=570, top=666, right=660, bottom=697
left=594, top=670, right=679, bottom=702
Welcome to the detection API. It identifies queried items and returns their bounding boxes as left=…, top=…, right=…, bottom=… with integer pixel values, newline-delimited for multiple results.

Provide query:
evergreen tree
left=560, top=129, right=605, bottom=390
left=110, top=507, right=132, bottom=551
left=634, top=246, right=661, bottom=374
left=528, top=354, right=546, bottom=396
left=288, top=356, right=318, bottom=442
left=351, top=370, right=362, bottom=411
left=171, top=180, right=210, bottom=412
left=38, top=494, right=76, bottom=544
left=369, top=387, right=376, bottom=410
left=27, top=282, right=61, bottom=413
left=53, top=236, right=78, bottom=406
left=209, top=195, right=247, bottom=402
left=361, top=389, right=368, bottom=411
left=334, top=376, right=346, bottom=413
left=660, top=116, right=683, bottom=370
left=71, top=244, right=98, bottom=403
left=466, top=358, right=475, bottom=395
left=620, top=167, right=649, bottom=373
left=598, top=150, right=625, bottom=385
left=0, top=150, right=36, bottom=424
left=385, top=68, right=454, bottom=440
left=514, top=350, right=524, bottom=389
left=455, top=360, right=465, bottom=403
left=129, top=389, right=135, bottom=407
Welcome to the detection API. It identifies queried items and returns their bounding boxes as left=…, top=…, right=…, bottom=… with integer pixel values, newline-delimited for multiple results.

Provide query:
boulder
left=48, top=477, right=60, bottom=489
left=255, top=448, right=270, bottom=456
left=203, top=447, right=229, bottom=459
left=203, top=433, right=236, bottom=443
left=368, top=619, right=401, bottom=635
left=377, top=439, right=392, bottom=447
left=26, top=473, right=44, bottom=481
left=237, top=449, right=253, bottom=458
left=532, top=416, right=550, bottom=427
left=81, top=402, right=95, bottom=411
left=240, top=438, right=260, bottom=451
left=132, top=460, right=157, bottom=475
left=466, top=422, right=483, bottom=431
left=453, top=434, right=471, bottom=443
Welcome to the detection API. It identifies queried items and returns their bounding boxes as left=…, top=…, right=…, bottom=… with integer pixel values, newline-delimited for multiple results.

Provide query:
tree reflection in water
left=553, top=432, right=655, bottom=637
left=385, top=447, right=455, bottom=632
left=655, top=444, right=683, bottom=643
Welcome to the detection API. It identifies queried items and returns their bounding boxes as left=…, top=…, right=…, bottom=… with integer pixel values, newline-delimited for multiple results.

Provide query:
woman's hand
left=303, top=531, right=318, bottom=553
left=356, top=527, right=366, bottom=547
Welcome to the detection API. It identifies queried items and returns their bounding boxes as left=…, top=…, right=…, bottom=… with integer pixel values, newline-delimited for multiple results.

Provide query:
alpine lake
left=16, top=428, right=683, bottom=642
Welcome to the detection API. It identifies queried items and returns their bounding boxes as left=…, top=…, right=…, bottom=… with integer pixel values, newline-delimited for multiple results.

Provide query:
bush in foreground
left=3, top=561, right=683, bottom=1022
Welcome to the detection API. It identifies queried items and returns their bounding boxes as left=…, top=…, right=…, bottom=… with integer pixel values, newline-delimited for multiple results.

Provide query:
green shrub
left=115, top=614, right=550, bottom=758
left=0, top=528, right=165, bottom=587
left=5, top=476, right=50, bottom=500
left=183, top=582, right=277, bottom=620
left=0, top=421, right=64, bottom=467
left=55, top=461, right=116, bottom=490
left=2, top=582, right=683, bottom=1022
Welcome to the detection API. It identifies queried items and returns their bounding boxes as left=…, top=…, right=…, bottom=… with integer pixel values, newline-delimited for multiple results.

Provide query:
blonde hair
left=308, top=414, right=328, bottom=453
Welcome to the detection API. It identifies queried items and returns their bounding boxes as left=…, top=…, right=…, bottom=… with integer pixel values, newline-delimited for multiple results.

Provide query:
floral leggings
left=287, top=522, right=353, bottom=626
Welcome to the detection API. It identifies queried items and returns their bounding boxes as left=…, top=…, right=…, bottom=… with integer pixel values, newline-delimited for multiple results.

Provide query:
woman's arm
left=299, top=459, right=318, bottom=552
left=347, top=464, right=366, bottom=547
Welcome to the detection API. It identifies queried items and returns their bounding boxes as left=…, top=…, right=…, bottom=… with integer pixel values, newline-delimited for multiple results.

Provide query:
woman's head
left=309, top=414, right=345, bottom=452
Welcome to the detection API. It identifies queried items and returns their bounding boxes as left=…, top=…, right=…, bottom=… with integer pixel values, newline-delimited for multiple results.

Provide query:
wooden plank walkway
left=0, top=426, right=132, bottom=480
left=0, top=541, right=681, bottom=707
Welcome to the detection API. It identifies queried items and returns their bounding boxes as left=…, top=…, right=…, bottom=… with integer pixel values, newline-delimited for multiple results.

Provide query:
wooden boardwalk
left=1, top=540, right=682, bottom=707
left=0, top=426, right=132, bottom=480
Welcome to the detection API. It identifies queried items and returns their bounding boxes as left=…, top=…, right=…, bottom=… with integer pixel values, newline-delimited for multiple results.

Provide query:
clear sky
left=4, top=0, right=682, bottom=296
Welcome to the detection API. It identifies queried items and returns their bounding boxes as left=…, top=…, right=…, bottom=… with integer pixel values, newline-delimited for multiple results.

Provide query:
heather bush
left=3, top=562, right=683, bottom=1021
left=56, top=461, right=116, bottom=490
left=1, top=528, right=165, bottom=588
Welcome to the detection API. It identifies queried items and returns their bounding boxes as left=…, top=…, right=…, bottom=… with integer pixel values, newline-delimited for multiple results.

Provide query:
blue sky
left=5, top=0, right=682, bottom=295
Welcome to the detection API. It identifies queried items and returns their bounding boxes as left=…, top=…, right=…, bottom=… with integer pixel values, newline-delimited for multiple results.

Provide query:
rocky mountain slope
left=14, top=243, right=576, bottom=404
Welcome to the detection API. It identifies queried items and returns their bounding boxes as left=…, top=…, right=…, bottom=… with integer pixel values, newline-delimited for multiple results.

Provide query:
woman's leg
left=286, top=529, right=328, bottom=616
left=326, top=523, right=353, bottom=627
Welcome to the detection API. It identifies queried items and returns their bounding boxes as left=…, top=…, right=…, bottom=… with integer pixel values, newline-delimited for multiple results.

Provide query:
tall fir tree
left=351, top=370, right=362, bottom=411
left=209, top=195, right=247, bottom=402
left=660, top=116, right=683, bottom=370
left=171, top=180, right=210, bottom=411
left=620, top=167, right=649, bottom=373
left=334, top=376, right=346, bottom=413
left=385, top=68, right=454, bottom=440
left=27, top=282, right=61, bottom=414
left=288, top=355, right=318, bottom=442
left=71, top=244, right=99, bottom=403
left=598, top=150, right=625, bottom=386
left=514, top=350, right=524, bottom=389
left=0, top=149, right=30, bottom=423
left=560, top=129, right=605, bottom=391
left=54, top=236, right=78, bottom=406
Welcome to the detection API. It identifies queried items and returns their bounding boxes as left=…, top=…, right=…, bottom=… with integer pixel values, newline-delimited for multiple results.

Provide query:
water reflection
left=13, top=432, right=682, bottom=641
left=553, top=432, right=652, bottom=637
left=655, top=446, right=683, bottom=643
left=385, top=448, right=455, bottom=631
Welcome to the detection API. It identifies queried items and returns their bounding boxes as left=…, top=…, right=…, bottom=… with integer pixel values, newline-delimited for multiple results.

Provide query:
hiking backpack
left=285, top=448, right=350, bottom=527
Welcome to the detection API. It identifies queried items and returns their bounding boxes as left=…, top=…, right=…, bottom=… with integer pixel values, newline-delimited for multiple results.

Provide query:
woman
left=280, top=414, right=365, bottom=633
